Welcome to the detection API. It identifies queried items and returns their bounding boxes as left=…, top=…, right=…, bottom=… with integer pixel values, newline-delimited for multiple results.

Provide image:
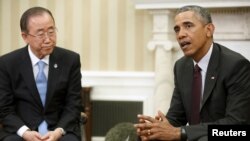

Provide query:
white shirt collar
left=28, top=45, right=49, bottom=66
left=193, top=43, right=213, bottom=73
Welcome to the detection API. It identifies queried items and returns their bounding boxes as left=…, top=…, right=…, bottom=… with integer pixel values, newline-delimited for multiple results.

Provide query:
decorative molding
left=146, top=10, right=178, bottom=51
left=133, top=1, right=250, bottom=41
left=92, top=137, right=104, bottom=141
left=153, top=14, right=168, bottom=33
left=212, top=8, right=250, bottom=40
left=133, top=0, right=250, bottom=10
left=147, top=40, right=175, bottom=51
left=81, top=71, right=155, bottom=115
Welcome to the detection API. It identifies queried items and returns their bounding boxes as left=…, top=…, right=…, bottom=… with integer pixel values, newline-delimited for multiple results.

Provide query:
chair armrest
left=80, top=112, right=88, bottom=124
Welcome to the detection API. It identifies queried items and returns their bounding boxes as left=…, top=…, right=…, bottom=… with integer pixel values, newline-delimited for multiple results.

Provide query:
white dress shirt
left=193, top=43, right=213, bottom=99
left=17, top=46, right=49, bottom=137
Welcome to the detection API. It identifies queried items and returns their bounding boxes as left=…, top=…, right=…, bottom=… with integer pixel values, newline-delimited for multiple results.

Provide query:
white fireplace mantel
left=133, top=0, right=250, bottom=9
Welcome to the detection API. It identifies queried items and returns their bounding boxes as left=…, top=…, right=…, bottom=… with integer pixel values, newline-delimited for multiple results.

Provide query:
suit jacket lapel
left=45, top=48, right=60, bottom=109
left=201, top=43, right=219, bottom=109
left=20, top=47, right=44, bottom=108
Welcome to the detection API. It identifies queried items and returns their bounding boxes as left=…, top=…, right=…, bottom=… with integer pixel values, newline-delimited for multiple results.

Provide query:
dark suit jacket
left=166, top=43, right=250, bottom=141
left=0, top=46, right=82, bottom=140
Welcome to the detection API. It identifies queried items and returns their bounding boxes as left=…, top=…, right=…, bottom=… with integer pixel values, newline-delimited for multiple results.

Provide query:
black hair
left=20, top=6, right=55, bottom=33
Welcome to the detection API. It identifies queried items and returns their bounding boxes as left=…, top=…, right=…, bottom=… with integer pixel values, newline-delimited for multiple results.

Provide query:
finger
left=141, top=136, right=148, bottom=141
left=147, top=133, right=159, bottom=140
left=136, top=128, right=142, bottom=136
left=134, top=123, right=145, bottom=129
left=34, top=132, right=43, bottom=139
left=139, top=128, right=153, bottom=137
left=138, top=114, right=156, bottom=123
left=134, top=123, right=146, bottom=133
left=141, top=135, right=150, bottom=141
left=139, top=118, right=146, bottom=123
left=135, top=127, right=141, bottom=135
left=41, top=134, right=50, bottom=140
left=145, top=129, right=161, bottom=141
left=155, top=115, right=161, bottom=121
left=134, top=122, right=153, bottom=129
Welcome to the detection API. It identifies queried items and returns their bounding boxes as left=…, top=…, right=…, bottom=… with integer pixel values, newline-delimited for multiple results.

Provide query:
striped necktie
left=190, top=64, right=202, bottom=124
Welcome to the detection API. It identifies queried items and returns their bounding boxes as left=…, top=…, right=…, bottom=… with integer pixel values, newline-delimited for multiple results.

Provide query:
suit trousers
left=2, top=133, right=80, bottom=141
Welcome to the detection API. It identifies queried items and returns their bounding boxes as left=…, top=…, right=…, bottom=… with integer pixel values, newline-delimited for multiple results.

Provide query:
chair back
left=105, top=122, right=137, bottom=141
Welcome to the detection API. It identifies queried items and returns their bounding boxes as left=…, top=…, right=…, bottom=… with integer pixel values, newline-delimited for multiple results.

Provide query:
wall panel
left=1, top=0, right=12, bottom=53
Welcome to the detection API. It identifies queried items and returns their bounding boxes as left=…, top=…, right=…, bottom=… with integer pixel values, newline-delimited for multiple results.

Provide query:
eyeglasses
left=27, top=28, right=57, bottom=39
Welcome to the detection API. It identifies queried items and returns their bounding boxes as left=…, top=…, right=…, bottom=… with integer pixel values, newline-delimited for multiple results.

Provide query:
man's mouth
left=41, top=45, right=53, bottom=49
left=180, top=41, right=191, bottom=49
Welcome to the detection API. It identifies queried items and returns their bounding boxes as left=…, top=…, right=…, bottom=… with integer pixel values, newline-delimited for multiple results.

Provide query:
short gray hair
left=176, top=5, right=212, bottom=24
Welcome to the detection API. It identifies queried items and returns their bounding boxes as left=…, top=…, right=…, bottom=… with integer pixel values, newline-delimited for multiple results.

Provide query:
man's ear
left=206, top=23, right=215, bottom=38
left=21, top=32, right=29, bottom=44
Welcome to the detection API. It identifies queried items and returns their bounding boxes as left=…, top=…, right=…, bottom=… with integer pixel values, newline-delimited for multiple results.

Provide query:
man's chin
left=41, top=50, right=53, bottom=57
left=183, top=50, right=193, bottom=57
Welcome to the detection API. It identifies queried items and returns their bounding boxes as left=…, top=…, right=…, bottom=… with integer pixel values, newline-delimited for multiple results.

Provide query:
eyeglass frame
left=26, top=27, right=57, bottom=39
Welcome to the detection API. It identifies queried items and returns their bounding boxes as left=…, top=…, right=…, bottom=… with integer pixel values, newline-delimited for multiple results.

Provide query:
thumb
left=158, top=110, right=167, bottom=122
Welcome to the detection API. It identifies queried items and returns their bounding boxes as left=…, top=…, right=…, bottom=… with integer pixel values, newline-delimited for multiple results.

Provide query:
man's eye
left=185, top=24, right=192, bottom=28
left=48, top=30, right=55, bottom=33
left=37, top=33, right=45, bottom=37
left=174, top=27, right=180, bottom=33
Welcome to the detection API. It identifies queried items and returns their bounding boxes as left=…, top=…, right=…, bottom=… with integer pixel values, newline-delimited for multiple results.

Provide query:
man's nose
left=177, top=28, right=187, bottom=40
left=43, top=33, right=53, bottom=42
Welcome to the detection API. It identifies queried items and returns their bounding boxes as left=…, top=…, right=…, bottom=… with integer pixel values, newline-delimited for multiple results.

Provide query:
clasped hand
left=134, top=110, right=181, bottom=141
left=22, top=128, right=63, bottom=141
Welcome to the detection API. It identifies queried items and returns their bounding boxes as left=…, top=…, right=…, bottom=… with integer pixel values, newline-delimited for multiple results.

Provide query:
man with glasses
left=0, top=7, right=82, bottom=141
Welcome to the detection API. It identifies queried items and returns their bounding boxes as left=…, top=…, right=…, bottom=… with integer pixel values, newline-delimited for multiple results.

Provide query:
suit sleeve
left=0, top=58, right=26, bottom=132
left=166, top=62, right=188, bottom=126
left=56, top=53, right=82, bottom=133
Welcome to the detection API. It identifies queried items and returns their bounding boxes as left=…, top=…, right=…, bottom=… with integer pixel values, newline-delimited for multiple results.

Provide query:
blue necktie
left=36, top=61, right=48, bottom=135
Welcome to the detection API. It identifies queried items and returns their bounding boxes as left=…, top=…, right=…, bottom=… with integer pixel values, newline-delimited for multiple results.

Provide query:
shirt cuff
left=17, top=125, right=30, bottom=137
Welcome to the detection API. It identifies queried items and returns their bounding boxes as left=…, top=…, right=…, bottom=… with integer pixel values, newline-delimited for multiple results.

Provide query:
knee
left=59, top=133, right=80, bottom=141
left=2, top=135, right=23, bottom=141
